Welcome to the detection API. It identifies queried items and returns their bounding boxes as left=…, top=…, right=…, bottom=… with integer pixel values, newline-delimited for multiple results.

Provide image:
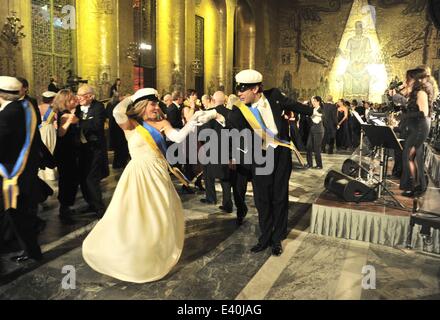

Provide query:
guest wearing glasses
left=75, top=85, right=109, bottom=218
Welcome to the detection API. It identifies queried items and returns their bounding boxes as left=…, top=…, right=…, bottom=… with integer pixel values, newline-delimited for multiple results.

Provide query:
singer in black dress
left=399, top=68, right=432, bottom=197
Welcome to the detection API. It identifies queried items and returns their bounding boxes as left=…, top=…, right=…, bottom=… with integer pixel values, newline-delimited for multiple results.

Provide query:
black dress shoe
left=313, top=166, right=323, bottom=170
left=200, top=198, right=216, bottom=204
left=181, top=186, right=195, bottom=194
left=304, top=164, right=312, bottom=169
left=10, top=255, right=30, bottom=263
left=59, top=214, right=76, bottom=226
left=250, top=243, right=269, bottom=253
left=272, top=243, right=283, bottom=256
left=10, top=253, right=42, bottom=262
left=401, top=190, right=414, bottom=198
left=79, top=206, right=95, bottom=214
left=219, top=206, right=233, bottom=213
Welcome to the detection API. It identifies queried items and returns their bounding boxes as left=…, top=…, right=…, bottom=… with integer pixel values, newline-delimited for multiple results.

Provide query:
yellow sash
left=45, top=110, right=56, bottom=125
left=135, top=125, right=190, bottom=187
left=1, top=102, right=37, bottom=210
left=234, top=99, right=295, bottom=151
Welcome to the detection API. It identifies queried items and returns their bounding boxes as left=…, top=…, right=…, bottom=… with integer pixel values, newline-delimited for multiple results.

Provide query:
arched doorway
left=233, top=0, right=255, bottom=88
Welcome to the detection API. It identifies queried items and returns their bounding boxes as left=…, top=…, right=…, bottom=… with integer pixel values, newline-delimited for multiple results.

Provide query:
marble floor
left=1, top=151, right=440, bottom=300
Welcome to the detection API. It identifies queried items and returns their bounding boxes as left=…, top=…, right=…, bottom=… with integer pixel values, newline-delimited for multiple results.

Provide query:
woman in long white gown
left=38, top=91, right=58, bottom=181
left=82, top=88, right=205, bottom=283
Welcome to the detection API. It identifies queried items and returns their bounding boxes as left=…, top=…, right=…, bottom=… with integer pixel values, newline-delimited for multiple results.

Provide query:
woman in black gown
left=399, top=68, right=432, bottom=197
left=53, top=90, right=80, bottom=224
left=336, top=99, right=350, bottom=150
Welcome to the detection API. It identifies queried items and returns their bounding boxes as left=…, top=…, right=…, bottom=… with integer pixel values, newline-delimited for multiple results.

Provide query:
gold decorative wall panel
left=31, top=0, right=76, bottom=96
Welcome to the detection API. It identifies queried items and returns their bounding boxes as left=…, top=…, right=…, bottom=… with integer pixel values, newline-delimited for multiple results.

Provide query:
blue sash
left=42, top=106, right=53, bottom=122
left=0, top=100, right=37, bottom=209
left=142, top=121, right=167, bottom=155
left=248, top=106, right=291, bottom=146
left=39, top=106, right=55, bottom=129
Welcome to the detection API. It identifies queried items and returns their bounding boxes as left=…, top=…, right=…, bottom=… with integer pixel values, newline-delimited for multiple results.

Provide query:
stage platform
left=425, top=144, right=440, bottom=187
left=311, top=152, right=440, bottom=254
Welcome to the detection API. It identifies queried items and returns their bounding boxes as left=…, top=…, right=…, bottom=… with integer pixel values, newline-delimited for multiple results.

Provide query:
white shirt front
left=81, top=105, right=90, bottom=114
left=253, top=95, right=278, bottom=136
left=311, top=107, right=323, bottom=124
left=252, top=95, right=279, bottom=149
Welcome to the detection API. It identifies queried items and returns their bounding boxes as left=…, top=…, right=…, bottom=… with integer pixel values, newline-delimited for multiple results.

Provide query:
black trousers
left=204, top=165, right=233, bottom=208
left=79, top=143, right=105, bottom=211
left=307, top=126, right=323, bottom=167
left=322, top=127, right=336, bottom=154
left=57, top=154, right=79, bottom=208
left=252, top=147, right=292, bottom=246
left=0, top=194, right=42, bottom=259
left=230, top=166, right=251, bottom=219
left=112, top=141, right=129, bottom=169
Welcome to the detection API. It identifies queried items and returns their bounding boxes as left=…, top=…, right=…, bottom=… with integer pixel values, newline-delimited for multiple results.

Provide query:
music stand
left=359, top=124, right=404, bottom=208
left=352, top=110, right=368, bottom=181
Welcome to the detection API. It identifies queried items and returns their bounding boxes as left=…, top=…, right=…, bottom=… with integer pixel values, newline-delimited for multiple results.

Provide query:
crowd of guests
left=1, top=63, right=436, bottom=263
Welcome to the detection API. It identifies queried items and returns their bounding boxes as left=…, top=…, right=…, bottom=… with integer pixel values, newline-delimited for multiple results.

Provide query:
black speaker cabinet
left=341, top=159, right=370, bottom=179
left=324, top=170, right=377, bottom=202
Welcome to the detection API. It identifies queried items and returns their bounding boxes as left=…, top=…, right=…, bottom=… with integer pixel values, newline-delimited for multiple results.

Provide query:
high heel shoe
left=413, top=198, right=421, bottom=213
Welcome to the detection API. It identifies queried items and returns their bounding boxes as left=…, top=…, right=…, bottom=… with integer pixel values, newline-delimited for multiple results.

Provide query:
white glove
left=197, top=109, right=217, bottom=124
left=191, top=110, right=205, bottom=122
left=166, top=120, right=198, bottom=143
left=113, top=96, right=133, bottom=124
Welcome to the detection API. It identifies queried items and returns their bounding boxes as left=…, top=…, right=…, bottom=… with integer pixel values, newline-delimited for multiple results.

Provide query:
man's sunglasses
left=235, top=85, right=255, bottom=93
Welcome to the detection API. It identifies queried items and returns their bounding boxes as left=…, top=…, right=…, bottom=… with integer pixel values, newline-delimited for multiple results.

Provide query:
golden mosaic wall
left=275, top=0, right=440, bottom=102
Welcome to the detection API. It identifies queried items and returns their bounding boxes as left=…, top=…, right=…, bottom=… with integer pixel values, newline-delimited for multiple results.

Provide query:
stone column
left=157, top=0, right=186, bottom=94
left=117, top=0, right=134, bottom=95
left=76, top=0, right=118, bottom=99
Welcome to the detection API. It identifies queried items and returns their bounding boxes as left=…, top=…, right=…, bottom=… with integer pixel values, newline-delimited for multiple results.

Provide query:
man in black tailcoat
left=321, top=96, right=338, bottom=154
left=75, top=85, right=109, bottom=218
left=0, top=76, right=42, bottom=262
left=199, top=91, right=233, bottom=213
left=199, top=70, right=316, bottom=256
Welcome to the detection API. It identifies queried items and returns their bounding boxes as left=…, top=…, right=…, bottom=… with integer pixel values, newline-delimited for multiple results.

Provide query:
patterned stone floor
left=1, top=152, right=440, bottom=300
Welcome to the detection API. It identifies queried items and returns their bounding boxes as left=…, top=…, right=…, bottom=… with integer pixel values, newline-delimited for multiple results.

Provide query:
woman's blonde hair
left=53, top=89, right=75, bottom=113
left=126, top=99, right=150, bottom=122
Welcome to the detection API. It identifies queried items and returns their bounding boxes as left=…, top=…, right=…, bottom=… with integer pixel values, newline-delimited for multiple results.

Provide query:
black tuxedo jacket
left=322, top=103, right=338, bottom=134
left=166, top=103, right=184, bottom=129
left=200, top=105, right=231, bottom=179
left=0, top=101, right=40, bottom=205
left=75, top=100, right=107, bottom=145
left=75, top=100, right=109, bottom=179
left=224, top=88, right=312, bottom=172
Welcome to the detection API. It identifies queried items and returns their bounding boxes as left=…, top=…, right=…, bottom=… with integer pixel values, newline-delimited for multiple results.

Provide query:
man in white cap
left=0, top=76, right=42, bottom=262
left=199, top=69, right=316, bottom=256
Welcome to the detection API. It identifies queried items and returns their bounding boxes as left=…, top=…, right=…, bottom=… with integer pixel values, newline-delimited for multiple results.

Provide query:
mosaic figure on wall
left=341, top=21, right=372, bottom=100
